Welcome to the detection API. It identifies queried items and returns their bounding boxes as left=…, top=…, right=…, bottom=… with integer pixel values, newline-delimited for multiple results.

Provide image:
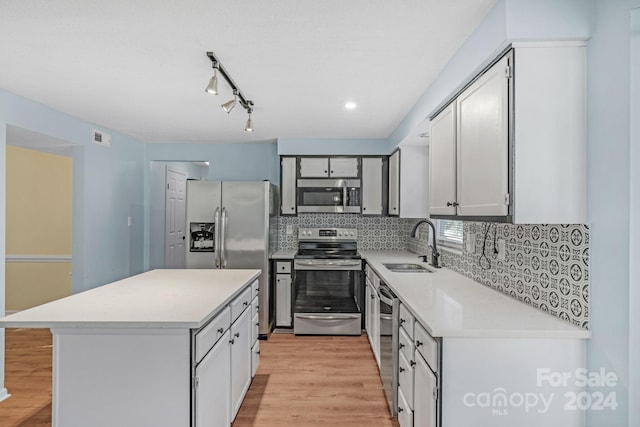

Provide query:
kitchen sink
left=382, top=263, right=434, bottom=273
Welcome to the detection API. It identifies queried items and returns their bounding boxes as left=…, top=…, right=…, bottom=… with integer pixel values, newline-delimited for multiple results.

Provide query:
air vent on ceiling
left=92, top=129, right=111, bottom=148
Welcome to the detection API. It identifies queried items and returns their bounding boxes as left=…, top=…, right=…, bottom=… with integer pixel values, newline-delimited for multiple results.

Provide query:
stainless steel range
left=293, top=228, right=363, bottom=335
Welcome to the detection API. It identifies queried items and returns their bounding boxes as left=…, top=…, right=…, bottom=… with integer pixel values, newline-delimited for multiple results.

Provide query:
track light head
left=244, top=110, right=254, bottom=132
left=221, top=93, right=237, bottom=113
left=205, top=69, right=218, bottom=94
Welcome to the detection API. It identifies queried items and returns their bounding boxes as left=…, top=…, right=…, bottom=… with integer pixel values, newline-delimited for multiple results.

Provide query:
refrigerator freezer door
left=185, top=181, right=222, bottom=269
left=222, top=181, right=272, bottom=335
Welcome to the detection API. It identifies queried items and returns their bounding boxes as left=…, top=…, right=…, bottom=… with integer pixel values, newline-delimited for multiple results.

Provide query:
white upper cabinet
left=299, top=157, right=359, bottom=178
left=329, top=157, right=359, bottom=177
left=428, top=42, right=587, bottom=224
left=361, top=157, right=383, bottom=215
left=456, top=53, right=510, bottom=217
left=280, top=157, right=297, bottom=215
left=388, top=151, right=400, bottom=216
left=429, top=102, right=457, bottom=216
left=299, top=157, right=329, bottom=177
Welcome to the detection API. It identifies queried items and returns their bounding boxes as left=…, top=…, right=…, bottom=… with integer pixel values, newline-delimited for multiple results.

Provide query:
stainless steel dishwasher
left=378, top=282, right=399, bottom=416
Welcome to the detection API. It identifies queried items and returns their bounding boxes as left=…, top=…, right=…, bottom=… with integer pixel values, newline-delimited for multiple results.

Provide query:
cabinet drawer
left=415, top=322, right=439, bottom=373
left=251, top=312, right=259, bottom=344
left=252, top=295, right=260, bottom=318
left=230, top=286, right=252, bottom=323
left=195, top=306, right=231, bottom=363
left=398, top=325, right=414, bottom=364
left=399, top=304, right=415, bottom=338
left=397, top=386, right=414, bottom=427
left=251, top=279, right=260, bottom=300
left=251, top=341, right=260, bottom=378
left=276, top=261, right=292, bottom=274
left=398, top=350, right=415, bottom=410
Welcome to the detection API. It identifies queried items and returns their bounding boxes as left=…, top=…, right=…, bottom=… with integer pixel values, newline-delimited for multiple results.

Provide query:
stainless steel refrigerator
left=186, top=180, right=278, bottom=337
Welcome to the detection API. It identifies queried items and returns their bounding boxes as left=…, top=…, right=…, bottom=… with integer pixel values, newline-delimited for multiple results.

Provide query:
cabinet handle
left=446, top=201, right=459, bottom=207
left=255, top=322, right=259, bottom=326
left=217, top=328, right=224, bottom=334
left=243, top=301, right=249, bottom=307
left=398, top=407, right=404, bottom=413
left=399, top=367, right=405, bottom=373
left=410, top=360, right=416, bottom=367
left=400, top=318, right=405, bottom=324
left=399, top=343, right=405, bottom=349
left=229, top=339, right=235, bottom=344
left=416, top=340, right=423, bottom=347
left=234, top=332, right=240, bottom=338
left=370, top=294, right=375, bottom=299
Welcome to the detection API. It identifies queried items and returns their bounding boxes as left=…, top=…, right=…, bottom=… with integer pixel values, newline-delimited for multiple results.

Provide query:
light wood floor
left=0, top=329, right=398, bottom=427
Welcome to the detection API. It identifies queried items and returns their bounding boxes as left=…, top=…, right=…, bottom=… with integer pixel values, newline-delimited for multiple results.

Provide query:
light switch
left=465, top=232, right=475, bottom=252
left=497, top=238, right=506, bottom=261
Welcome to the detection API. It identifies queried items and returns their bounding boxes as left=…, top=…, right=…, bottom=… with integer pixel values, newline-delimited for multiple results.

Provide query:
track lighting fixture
left=205, top=66, right=218, bottom=94
left=221, top=92, right=237, bottom=113
left=245, top=109, right=254, bottom=132
left=205, top=51, right=255, bottom=131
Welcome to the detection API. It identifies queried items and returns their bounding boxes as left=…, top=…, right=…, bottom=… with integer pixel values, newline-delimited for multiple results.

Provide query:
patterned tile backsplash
left=277, top=215, right=590, bottom=330
left=278, top=214, right=414, bottom=251
left=408, top=221, right=590, bottom=330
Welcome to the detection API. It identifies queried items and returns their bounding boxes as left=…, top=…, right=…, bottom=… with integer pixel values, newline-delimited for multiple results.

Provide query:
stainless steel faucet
left=410, top=219, right=441, bottom=268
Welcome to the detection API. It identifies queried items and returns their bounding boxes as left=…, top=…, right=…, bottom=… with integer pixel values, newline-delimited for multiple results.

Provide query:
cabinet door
left=456, top=54, right=510, bottom=216
left=299, top=157, right=329, bottom=177
left=195, top=330, right=231, bottom=427
left=429, top=102, right=457, bottom=215
left=329, top=157, right=359, bottom=177
left=414, top=354, right=437, bottom=427
left=388, top=151, right=400, bottom=216
left=230, top=307, right=252, bottom=420
left=275, top=275, right=292, bottom=327
left=361, top=157, right=383, bottom=215
left=280, top=157, right=297, bottom=215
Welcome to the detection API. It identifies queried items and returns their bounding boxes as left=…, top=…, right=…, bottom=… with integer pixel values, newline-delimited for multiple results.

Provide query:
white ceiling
left=0, top=0, right=496, bottom=144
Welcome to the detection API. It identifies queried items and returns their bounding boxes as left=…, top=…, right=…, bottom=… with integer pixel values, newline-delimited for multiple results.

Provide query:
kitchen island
left=0, top=269, right=261, bottom=427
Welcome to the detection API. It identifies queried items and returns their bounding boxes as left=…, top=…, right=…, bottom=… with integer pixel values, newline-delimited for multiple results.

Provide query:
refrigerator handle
left=214, top=207, right=221, bottom=268
left=221, top=207, right=227, bottom=268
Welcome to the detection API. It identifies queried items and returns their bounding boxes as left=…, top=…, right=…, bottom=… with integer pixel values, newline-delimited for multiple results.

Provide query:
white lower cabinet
left=195, top=330, right=231, bottom=427
left=398, top=386, right=414, bottom=427
left=193, top=283, right=258, bottom=427
left=414, top=353, right=438, bottom=427
left=230, top=306, right=252, bottom=420
left=365, top=275, right=380, bottom=366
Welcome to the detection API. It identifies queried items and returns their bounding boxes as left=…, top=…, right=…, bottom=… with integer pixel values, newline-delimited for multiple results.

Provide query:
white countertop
left=0, top=269, right=261, bottom=329
left=271, top=249, right=297, bottom=259
left=360, top=250, right=590, bottom=339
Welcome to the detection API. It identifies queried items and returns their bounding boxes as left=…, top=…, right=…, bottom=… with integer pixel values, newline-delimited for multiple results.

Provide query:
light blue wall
left=278, top=138, right=390, bottom=155
left=586, top=2, right=635, bottom=426
left=0, top=89, right=146, bottom=293
left=629, top=7, right=640, bottom=426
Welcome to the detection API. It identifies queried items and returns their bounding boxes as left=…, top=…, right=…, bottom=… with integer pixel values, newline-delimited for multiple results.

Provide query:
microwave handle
left=343, top=185, right=348, bottom=210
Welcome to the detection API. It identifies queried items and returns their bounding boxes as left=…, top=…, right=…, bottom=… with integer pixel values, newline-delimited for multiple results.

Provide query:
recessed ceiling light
left=344, top=101, right=357, bottom=110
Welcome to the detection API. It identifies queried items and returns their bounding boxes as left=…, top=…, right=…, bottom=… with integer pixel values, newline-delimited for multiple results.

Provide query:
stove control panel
left=298, top=228, right=358, bottom=240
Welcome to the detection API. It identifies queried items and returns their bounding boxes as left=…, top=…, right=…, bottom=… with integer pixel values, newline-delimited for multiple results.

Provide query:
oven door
left=297, top=179, right=361, bottom=213
left=293, top=263, right=362, bottom=335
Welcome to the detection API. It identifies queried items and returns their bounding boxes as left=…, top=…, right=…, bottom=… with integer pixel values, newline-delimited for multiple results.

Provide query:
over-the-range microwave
left=296, top=179, right=361, bottom=213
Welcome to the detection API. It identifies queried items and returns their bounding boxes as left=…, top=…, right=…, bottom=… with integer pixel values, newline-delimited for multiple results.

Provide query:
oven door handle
left=294, top=260, right=361, bottom=268
left=295, top=314, right=361, bottom=320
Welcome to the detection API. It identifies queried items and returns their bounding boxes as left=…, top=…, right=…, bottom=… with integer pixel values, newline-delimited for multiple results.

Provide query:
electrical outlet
left=286, top=225, right=294, bottom=235
left=497, top=238, right=506, bottom=261
left=465, top=232, right=475, bottom=252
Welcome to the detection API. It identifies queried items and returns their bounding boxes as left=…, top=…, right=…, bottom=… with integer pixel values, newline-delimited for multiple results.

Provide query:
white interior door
left=165, top=168, right=187, bottom=268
